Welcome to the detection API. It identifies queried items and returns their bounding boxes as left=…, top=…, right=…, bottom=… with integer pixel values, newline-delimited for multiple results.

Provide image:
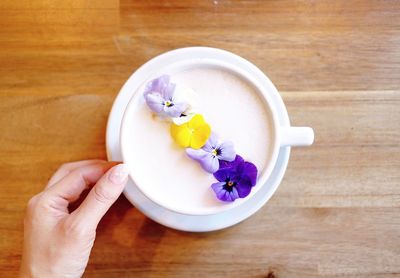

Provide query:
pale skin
left=19, top=160, right=129, bottom=278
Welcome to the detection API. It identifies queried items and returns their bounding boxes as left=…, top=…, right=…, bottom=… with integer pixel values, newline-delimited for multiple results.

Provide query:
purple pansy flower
left=211, top=155, right=258, bottom=202
left=143, top=75, right=188, bottom=117
left=186, top=133, right=236, bottom=173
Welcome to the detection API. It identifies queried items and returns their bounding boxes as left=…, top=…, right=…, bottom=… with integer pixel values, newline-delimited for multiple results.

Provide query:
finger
left=46, top=160, right=108, bottom=189
left=45, top=162, right=119, bottom=204
left=71, top=164, right=128, bottom=230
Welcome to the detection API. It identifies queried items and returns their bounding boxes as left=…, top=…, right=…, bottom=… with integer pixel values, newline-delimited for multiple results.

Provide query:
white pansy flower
left=171, top=84, right=200, bottom=125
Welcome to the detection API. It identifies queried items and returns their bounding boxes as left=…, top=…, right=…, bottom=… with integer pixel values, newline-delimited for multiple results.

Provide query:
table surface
left=1, top=1, right=399, bottom=277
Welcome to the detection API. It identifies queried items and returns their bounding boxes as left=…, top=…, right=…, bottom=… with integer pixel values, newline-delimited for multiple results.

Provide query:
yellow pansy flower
left=170, top=114, right=211, bottom=149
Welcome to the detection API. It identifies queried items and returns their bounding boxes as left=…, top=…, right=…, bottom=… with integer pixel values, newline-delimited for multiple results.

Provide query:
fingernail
left=109, top=164, right=129, bottom=185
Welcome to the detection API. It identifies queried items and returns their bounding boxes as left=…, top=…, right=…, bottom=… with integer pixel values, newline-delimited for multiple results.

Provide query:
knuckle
left=25, top=193, right=46, bottom=223
left=58, top=162, right=76, bottom=174
left=93, top=185, right=116, bottom=204
left=59, top=162, right=72, bottom=170
left=27, top=191, right=59, bottom=214
left=70, top=169, right=90, bottom=187
left=36, top=191, right=51, bottom=206
left=26, top=193, right=48, bottom=212
left=27, top=195, right=39, bottom=210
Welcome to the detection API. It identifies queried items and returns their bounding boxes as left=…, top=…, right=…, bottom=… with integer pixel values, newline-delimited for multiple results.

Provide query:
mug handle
left=280, top=126, right=314, bottom=147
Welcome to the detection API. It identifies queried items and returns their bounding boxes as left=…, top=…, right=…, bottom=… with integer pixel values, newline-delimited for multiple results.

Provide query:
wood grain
left=0, top=1, right=399, bottom=277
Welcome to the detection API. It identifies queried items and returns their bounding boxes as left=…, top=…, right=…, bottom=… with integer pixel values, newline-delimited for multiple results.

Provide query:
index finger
left=46, top=159, right=107, bottom=189
left=45, top=161, right=118, bottom=204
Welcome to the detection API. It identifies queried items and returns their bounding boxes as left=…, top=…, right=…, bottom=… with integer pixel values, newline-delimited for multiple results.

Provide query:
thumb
left=71, top=163, right=129, bottom=230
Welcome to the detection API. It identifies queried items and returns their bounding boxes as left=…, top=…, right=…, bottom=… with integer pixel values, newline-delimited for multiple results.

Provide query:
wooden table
left=1, top=1, right=399, bottom=277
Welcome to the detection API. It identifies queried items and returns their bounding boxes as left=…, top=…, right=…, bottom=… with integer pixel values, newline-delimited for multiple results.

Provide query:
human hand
left=19, top=160, right=129, bottom=278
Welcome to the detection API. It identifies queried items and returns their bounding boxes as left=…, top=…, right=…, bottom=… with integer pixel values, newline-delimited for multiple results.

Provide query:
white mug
left=120, top=50, right=314, bottom=216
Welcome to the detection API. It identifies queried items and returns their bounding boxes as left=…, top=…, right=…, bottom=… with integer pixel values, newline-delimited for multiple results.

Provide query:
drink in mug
left=120, top=58, right=313, bottom=215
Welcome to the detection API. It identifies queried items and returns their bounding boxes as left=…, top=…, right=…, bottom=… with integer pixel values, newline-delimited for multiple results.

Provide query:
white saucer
left=106, top=47, right=291, bottom=232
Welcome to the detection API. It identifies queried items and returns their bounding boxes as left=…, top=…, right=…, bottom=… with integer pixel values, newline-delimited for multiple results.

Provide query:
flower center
left=164, top=100, right=173, bottom=107
left=211, top=148, right=221, bottom=157
left=223, top=179, right=236, bottom=192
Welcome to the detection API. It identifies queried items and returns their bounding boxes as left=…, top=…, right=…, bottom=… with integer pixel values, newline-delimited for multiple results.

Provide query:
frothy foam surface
left=124, top=66, right=274, bottom=213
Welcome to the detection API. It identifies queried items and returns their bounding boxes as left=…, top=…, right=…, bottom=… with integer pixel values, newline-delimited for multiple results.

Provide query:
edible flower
left=144, top=75, right=188, bottom=117
left=171, top=85, right=199, bottom=125
left=186, top=133, right=235, bottom=173
left=211, top=155, right=258, bottom=202
left=170, top=114, right=211, bottom=149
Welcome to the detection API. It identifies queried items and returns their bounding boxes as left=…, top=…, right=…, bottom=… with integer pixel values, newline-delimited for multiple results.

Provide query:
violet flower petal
left=144, top=93, right=164, bottom=113
left=217, top=141, right=236, bottom=162
left=186, top=148, right=208, bottom=162
left=144, top=75, right=170, bottom=96
left=235, top=181, right=252, bottom=198
left=213, top=166, right=235, bottom=182
left=232, top=155, right=245, bottom=165
left=199, top=153, right=220, bottom=173
left=187, top=148, right=219, bottom=173
left=222, top=191, right=231, bottom=202
left=211, top=182, right=238, bottom=202
left=242, top=161, right=258, bottom=186
left=203, top=133, right=219, bottom=152
left=163, top=82, right=176, bottom=100
left=211, top=182, right=226, bottom=200
left=219, top=155, right=244, bottom=170
left=218, top=160, right=229, bottom=170
left=229, top=186, right=239, bottom=201
left=211, top=183, right=240, bottom=202
left=164, top=101, right=188, bottom=118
